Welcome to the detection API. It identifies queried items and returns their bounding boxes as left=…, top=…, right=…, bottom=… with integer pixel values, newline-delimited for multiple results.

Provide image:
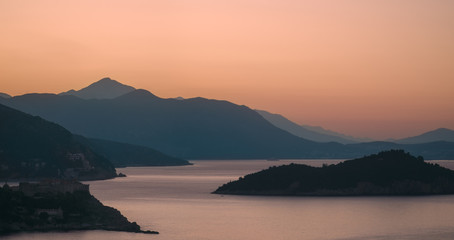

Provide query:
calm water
left=5, top=160, right=454, bottom=240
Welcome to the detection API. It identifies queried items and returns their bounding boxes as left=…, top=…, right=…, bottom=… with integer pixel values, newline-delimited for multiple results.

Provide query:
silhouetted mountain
left=2, top=80, right=454, bottom=160
left=300, top=124, right=372, bottom=142
left=214, top=150, right=454, bottom=196
left=0, top=93, right=11, bottom=99
left=0, top=103, right=116, bottom=180
left=0, top=91, right=346, bottom=159
left=256, top=109, right=363, bottom=144
left=74, top=136, right=191, bottom=167
left=395, top=128, right=454, bottom=144
left=59, top=77, right=135, bottom=99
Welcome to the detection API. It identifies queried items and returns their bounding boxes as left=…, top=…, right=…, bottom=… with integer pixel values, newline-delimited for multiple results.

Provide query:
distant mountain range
left=1, top=78, right=454, bottom=160
left=1, top=90, right=334, bottom=159
left=256, top=110, right=454, bottom=145
left=59, top=77, right=135, bottom=99
left=0, top=103, right=116, bottom=180
left=256, top=110, right=369, bottom=144
left=299, top=125, right=373, bottom=142
left=394, top=128, right=454, bottom=144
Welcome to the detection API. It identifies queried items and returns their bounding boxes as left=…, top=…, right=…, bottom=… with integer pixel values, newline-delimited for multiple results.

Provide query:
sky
left=1, top=0, right=453, bottom=140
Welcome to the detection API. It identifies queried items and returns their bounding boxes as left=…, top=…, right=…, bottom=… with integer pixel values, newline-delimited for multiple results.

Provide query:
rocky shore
left=0, top=180, right=158, bottom=235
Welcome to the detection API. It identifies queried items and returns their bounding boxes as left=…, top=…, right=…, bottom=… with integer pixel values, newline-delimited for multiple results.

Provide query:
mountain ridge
left=256, top=109, right=365, bottom=144
left=59, top=77, right=136, bottom=99
left=395, top=128, right=454, bottom=144
left=2, top=79, right=454, bottom=160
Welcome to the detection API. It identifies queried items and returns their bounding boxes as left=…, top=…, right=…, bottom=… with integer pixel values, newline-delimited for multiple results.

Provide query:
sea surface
left=5, top=159, right=454, bottom=240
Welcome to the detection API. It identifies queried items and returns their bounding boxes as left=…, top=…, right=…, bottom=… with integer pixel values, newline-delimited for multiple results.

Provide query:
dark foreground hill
left=214, top=150, right=454, bottom=196
left=0, top=103, right=116, bottom=181
left=74, top=136, right=191, bottom=167
left=0, top=181, right=157, bottom=235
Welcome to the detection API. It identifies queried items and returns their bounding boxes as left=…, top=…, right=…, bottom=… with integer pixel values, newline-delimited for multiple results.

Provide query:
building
left=15, top=179, right=89, bottom=197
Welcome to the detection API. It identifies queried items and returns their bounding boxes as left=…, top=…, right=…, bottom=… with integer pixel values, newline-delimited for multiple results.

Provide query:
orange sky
left=1, top=0, right=453, bottom=140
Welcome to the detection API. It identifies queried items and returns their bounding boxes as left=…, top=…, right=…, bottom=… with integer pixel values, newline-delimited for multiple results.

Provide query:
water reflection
left=4, top=160, right=454, bottom=240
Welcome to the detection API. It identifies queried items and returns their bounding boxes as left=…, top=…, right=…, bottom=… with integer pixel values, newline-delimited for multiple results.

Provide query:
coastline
left=0, top=181, right=158, bottom=236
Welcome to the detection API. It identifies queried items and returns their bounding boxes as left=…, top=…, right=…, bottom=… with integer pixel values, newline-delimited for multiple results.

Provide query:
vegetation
left=214, top=150, right=454, bottom=196
left=74, top=136, right=191, bottom=167
left=0, top=103, right=116, bottom=180
left=0, top=183, right=157, bottom=235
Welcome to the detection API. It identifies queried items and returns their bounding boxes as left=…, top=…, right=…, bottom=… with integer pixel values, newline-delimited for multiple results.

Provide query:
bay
left=5, top=160, right=454, bottom=240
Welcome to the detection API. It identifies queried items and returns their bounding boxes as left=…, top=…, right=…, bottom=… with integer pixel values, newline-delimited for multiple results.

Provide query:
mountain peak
left=59, top=77, right=136, bottom=99
left=90, top=77, right=119, bottom=86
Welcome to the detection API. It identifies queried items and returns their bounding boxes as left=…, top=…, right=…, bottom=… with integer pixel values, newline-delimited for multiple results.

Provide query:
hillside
left=256, top=109, right=361, bottom=144
left=0, top=181, right=157, bottom=235
left=0, top=103, right=116, bottom=181
left=214, top=150, right=454, bottom=196
left=74, top=136, right=191, bottom=167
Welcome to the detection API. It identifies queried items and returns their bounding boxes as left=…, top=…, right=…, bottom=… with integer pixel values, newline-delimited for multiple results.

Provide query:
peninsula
left=0, top=180, right=158, bottom=235
left=214, top=150, right=454, bottom=196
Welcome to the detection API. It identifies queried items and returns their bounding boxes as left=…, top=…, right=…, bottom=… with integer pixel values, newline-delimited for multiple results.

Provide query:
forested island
left=214, top=150, right=454, bottom=196
left=0, top=180, right=158, bottom=235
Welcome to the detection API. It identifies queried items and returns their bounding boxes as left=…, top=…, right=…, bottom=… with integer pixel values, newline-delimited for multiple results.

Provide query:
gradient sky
left=1, top=0, right=453, bottom=140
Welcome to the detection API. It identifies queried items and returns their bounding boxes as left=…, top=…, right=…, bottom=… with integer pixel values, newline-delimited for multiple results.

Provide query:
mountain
left=256, top=110, right=366, bottom=144
left=300, top=124, right=372, bottom=142
left=0, top=90, right=346, bottom=159
left=214, top=150, right=454, bottom=196
left=0, top=103, right=117, bottom=180
left=0, top=93, right=11, bottom=99
left=1, top=79, right=454, bottom=160
left=74, top=136, right=191, bottom=167
left=395, top=128, right=454, bottom=144
left=59, top=77, right=135, bottom=99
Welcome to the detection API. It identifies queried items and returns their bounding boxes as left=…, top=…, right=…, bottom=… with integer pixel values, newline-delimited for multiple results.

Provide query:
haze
left=1, top=0, right=453, bottom=140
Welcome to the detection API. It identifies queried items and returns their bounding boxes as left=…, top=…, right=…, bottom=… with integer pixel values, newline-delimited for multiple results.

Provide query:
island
left=0, top=180, right=158, bottom=235
left=213, top=150, right=454, bottom=196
